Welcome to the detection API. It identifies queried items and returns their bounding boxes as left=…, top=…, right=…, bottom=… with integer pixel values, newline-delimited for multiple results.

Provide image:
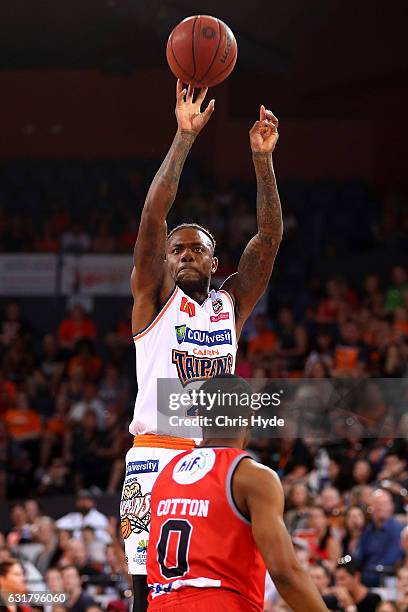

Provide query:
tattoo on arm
left=132, top=130, right=196, bottom=286
left=252, top=151, right=283, bottom=244
left=229, top=152, right=283, bottom=320
left=144, top=130, right=197, bottom=218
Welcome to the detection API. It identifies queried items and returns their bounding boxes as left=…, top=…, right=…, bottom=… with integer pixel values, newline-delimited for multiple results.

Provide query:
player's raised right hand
left=175, top=79, right=215, bottom=135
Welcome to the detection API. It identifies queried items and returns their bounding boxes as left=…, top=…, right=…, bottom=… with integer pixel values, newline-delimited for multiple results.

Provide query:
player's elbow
left=256, top=230, right=283, bottom=250
left=268, top=559, right=303, bottom=587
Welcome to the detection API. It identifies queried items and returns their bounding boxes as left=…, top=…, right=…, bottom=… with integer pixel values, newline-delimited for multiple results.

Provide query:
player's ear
left=211, top=257, right=218, bottom=274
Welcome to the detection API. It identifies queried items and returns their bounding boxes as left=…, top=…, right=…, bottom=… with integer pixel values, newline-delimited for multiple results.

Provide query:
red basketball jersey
left=147, top=447, right=266, bottom=611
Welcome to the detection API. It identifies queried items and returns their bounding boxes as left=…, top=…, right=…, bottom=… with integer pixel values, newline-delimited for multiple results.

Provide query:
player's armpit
left=233, top=460, right=328, bottom=612
left=221, top=232, right=281, bottom=337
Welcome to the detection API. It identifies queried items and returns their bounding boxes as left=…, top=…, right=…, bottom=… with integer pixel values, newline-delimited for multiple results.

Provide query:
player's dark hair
left=167, top=223, right=216, bottom=251
left=197, top=374, right=253, bottom=438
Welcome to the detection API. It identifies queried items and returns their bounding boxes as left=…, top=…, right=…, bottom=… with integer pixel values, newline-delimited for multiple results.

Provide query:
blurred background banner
left=61, top=255, right=133, bottom=296
left=0, top=254, right=57, bottom=295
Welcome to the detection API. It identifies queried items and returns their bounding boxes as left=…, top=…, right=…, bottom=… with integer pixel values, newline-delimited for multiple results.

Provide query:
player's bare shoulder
left=130, top=266, right=174, bottom=335
left=232, top=456, right=284, bottom=517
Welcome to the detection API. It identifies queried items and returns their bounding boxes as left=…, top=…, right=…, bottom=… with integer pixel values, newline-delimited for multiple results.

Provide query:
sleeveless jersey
left=146, top=447, right=266, bottom=611
left=130, top=287, right=237, bottom=435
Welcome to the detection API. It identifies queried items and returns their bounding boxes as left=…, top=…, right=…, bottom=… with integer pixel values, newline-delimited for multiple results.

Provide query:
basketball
left=166, top=15, right=238, bottom=88
left=121, top=516, right=132, bottom=539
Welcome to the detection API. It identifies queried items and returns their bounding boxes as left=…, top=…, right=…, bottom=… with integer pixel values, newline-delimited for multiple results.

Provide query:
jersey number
left=157, top=519, right=192, bottom=579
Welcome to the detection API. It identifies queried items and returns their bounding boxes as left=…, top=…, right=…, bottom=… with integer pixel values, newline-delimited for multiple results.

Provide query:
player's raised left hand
left=249, top=106, right=279, bottom=154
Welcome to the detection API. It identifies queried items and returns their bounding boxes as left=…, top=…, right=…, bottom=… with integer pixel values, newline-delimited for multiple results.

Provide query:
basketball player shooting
left=121, top=79, right=282, bottom=610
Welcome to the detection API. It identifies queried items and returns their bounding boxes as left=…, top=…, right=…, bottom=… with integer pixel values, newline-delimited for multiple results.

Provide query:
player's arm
left=131, top=80, right=215, bottom=333
left=234, top=460, right=328, bottom=612
left=221, top=107, right=282, bottom=337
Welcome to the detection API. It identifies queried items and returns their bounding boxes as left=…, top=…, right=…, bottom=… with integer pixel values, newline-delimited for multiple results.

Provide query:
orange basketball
left=121, top=517, right=132, bottom=539
left=166, top=15, right=238, bottom=88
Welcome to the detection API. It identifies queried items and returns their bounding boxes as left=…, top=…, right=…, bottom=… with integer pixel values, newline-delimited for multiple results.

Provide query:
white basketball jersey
left=129, top=286, right=237, bottom=435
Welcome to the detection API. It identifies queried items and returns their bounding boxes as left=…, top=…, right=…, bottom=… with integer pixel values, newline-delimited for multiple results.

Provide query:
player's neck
left=176, top=280, right=210, bottom=305
left=179, top=287, right=208, bottom=305
left=200, top=437, right=245, bottom=449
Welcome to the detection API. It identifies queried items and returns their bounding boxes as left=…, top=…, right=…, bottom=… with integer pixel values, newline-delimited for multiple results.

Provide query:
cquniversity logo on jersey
left=172, top=449, right=216, bottom=484
left=175, top=325, right=232, bottom=347
left=126, top=460, right=159, bottom=476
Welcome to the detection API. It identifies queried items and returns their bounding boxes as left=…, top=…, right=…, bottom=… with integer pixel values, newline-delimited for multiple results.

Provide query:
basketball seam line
left=170, top=34, right=194, bottom=81
left=191, top=15, right=198, bottom=80
left=196, top=18, right=223, bottom=85
left=208, top=49, right=237, bottom=85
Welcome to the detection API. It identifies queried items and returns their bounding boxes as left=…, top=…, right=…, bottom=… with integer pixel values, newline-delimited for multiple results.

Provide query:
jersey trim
left=219, top=289, right=237, bottom=339
left=226, top=454, right=252, bottom=525
left=133, top=286, right=178, bottom=340
left=133, top=434, right=195, bottom=450
left=150, top=576, right=222, bottom=599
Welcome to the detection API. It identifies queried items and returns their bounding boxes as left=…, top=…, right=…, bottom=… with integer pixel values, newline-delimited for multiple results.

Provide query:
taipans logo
left=172, top=449, right=216, bottom=484
left=175, top=325, right=232, bottom=347
left=172, top=349, right=234, bottom=385
left=120, top=480, right=151, bottom=539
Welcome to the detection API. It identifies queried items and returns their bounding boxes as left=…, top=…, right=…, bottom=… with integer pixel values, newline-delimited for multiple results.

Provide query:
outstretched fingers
left=196, top=86, right=209, bottom=107
left=176, top=79, right=187, bottom=105
left=202, top=99, right=215, bottom=124
left=187, top=84, right=194, bottom=102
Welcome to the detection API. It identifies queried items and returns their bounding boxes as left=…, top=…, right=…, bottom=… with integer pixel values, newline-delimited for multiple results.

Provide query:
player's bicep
left=132, top=211, right=167, bottom=294
left=222, top=235, right=278, bottom=325
left=246, top=467, right=299, bottom=576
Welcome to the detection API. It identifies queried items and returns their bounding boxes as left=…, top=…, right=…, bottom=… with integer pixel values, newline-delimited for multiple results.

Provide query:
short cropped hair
left=167, top=223, right=216, bottom=251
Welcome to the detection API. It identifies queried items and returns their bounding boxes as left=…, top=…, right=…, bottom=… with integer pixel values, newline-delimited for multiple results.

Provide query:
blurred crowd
left=0, top=161, right=407, bottom=611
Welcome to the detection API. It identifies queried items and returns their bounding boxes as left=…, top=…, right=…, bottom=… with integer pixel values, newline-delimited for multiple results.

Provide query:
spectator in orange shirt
left=67, top=340, right=102, bottom=382
left=4, top=391, right=42, bottom=442
left=333, top=321, right=369, bottom=377
left=58, top=305, right=97, bottom=350
left=247, top=313, right=278, bottom=362
left=4, top=391, right=42, bottom=478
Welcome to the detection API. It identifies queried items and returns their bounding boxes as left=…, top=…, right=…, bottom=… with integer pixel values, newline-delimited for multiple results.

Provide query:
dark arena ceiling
left=1, top=0, right=406, bottom=92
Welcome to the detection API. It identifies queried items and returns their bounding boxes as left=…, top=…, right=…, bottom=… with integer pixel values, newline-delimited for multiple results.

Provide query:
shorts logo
left=180, top=297, right=195, bottom=317
left=120, top=480, right=151, bottom=539
left=175, top=325, right=232, bottom=346
left=126, top=460, right=159, bottom=476
left=134, top=539, right=148, bottom=565
left=173, top=449, right=216, bottom=484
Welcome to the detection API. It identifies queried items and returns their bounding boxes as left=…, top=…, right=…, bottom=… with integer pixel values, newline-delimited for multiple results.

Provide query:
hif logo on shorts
left=126, top=460, right=159, bottom=476
left=175, top=325, right=232, bottom=346
left=173, top=449, right=216, bottom=484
